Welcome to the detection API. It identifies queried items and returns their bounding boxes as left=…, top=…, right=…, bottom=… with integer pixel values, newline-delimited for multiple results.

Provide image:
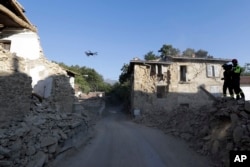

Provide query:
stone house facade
left=0, top=0, right=75, bottom=126
left=129, top=56, right=230, bottom=114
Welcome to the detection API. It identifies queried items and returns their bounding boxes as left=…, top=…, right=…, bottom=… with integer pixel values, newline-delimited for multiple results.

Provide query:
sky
left=19, top=0, right=250, bottom=80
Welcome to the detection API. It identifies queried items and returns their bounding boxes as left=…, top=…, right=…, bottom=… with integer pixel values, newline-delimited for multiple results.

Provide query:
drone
left=85, top=50, right=98, bottom=56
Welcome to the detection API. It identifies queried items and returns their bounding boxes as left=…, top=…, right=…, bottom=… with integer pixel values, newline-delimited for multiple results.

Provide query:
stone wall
left=0, top=46, right=98, bottom=166
left=131, top=62, right=224, bottom=114
left=0, top=46, right=32, bottom=127
left=49, top=75, right=75, bottom=113
left=26, top=57, right=75, bottom=113
left=0, top=94, right=92, bottom=167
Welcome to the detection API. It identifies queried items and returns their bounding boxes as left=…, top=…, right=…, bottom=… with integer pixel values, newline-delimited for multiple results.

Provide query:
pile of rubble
left=0, top=95, right=96, bottom=167
left=135, top=98, right=250, bottom=167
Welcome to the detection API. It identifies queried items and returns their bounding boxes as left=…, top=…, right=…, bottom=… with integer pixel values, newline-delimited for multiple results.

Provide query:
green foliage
left=144, top=51, right=159, bottom=60
left=104, top=63, right=132, bottom=107
left=182, top=48, right=195, bottom=57
left=56, top=62, right=112, bottom=93
left=142, top=44, right=214, bottom=59
left=158, top=44, right=180, bottom=58
left=119, top=63, right=130, bottom=84
left=106, top=81, right=130, bottom=106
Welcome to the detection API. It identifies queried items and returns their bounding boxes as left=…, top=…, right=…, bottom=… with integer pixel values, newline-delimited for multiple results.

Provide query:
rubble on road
left=135, top=98, right=250, bottom=167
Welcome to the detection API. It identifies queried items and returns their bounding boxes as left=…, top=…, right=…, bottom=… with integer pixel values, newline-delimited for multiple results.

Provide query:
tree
left=119, top=63, right=130, bottom=84
left=55, top=62, right=111, bottom=93
left=144, top=51, right=159, bottom=60
left=158, top=44, right=180, bottom=59
left=194, top=49, right=214, bottom=58
left=182, top=48, right=195, bottom=57
left=107, top=63, right=131, bottom=110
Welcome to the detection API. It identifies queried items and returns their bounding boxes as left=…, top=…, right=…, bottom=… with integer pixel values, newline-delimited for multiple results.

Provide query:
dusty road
left=53, top=108, right=212, bottom=167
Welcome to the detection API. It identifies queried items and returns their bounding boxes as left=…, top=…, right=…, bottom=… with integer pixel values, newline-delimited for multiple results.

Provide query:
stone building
left=129, top=56, right=230, bottom=115
left=0, top=0, right=76, bottom=127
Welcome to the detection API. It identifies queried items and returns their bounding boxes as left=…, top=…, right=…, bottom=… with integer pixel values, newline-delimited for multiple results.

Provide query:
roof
left=130, top=56, right=230, bottom=66
left=165, top=55, right=231, bottom=63
left=64, top=69, right=79, bottom=76
left=0, top=0, right=36, bottom=32
left=130, top=59, right=172, bottom=65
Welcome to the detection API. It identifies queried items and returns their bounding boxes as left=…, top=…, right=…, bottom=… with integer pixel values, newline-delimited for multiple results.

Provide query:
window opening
left=0, top=40, right=11, bottom=51
left=180, top=66, right=187, bottom=82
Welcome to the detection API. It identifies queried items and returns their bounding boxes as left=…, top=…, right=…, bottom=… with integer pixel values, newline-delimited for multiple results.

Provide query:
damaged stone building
left=0, top=0, right=75, bottom=126
left=129, top=56, right=230, bottom=114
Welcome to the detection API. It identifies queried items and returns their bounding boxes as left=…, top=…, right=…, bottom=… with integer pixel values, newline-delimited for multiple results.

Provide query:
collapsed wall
left=0, top=46, right=100, bottom=166
left=0, top=46, right=32, bottom=127
left=136, top=98, right=250, bottom=167
left=25, top=57, right=75, bottom=113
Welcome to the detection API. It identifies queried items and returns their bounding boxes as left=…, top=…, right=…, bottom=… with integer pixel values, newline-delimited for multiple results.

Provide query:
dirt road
left=53, top=108, right=212, bottom=167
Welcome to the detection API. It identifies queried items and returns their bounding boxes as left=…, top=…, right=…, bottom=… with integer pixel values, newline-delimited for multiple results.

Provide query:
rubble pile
left=0, top=96, right=92, bottom=167
left=136, top=98, right=250, bottom=167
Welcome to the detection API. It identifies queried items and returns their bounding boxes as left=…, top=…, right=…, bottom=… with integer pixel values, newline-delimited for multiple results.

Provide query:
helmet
left=232, top=59, right=238, bottom=64
left=222, top=64, right=227, bottom=68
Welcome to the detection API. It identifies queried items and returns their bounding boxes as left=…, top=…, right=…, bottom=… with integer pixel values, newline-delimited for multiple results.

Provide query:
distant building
left=129, top=55, right=230, bottom=114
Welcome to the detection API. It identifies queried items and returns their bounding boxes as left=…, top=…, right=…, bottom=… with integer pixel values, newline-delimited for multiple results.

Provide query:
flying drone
left=85, top=50, right=98, bottom=56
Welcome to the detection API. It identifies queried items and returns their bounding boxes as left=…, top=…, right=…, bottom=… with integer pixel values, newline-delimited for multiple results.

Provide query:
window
left=150, top=65, right=156, bottom=76
left=0, top=40, right=11, bottom=51
left=157, top=64, right=162, bottom=74
left=156, top=85, right=167, bottom=98
left=180, top=66, right=187, bottom=82
left=207, top=64, right=219, bottom=77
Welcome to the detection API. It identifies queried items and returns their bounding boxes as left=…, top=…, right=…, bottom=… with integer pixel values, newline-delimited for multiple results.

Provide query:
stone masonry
left=0, top=94, right=91, bottom=167
left=0, top=46, right=32, bottom=127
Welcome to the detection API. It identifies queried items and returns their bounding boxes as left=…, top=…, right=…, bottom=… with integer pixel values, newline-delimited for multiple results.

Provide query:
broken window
left=180, top=65, right=187, bottom=82
left=156, top=85, right=167, bottom=98
left=0, top=40, right=11, bottom=51
left=206, top=64, right=219, bottom=78
left=150, top=65, right=156, bottom=76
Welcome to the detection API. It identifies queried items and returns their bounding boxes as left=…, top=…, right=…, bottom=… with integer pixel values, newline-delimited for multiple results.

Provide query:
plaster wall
left=241, top=86, right=250, bottom=100
left=1, top=29, right=42, bottom=60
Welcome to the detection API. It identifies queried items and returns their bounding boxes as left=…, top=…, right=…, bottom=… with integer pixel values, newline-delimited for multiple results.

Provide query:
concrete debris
left=135, top=98, right=250, bottom=167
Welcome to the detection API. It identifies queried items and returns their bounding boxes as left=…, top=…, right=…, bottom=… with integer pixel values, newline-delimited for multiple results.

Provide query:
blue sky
left=19, top=0, right=250, bottom=80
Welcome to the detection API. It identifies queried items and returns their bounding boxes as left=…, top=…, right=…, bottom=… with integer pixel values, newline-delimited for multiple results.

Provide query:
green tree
left=182, top=48, right=195, bottom=57
left=119, top=63, right=130, bottom=84
left=55, top=62, right=111, bottom=93
left=107, top=64, right=131, bottom=111
left=158, top=44, right=180, bottom=59
left=144, top=51, right=159, bottom=60
left=195, top=49, right=213, bottom=58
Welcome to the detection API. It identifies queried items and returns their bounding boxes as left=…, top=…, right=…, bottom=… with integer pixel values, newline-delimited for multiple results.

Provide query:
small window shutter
left=162, top=65, right=167, bottom=73
left=207, top=65, right=212, bottom=77
left=214, top=65, right=220, bottom=77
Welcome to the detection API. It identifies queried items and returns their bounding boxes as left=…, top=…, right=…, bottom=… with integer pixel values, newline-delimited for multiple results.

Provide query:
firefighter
left=221, top=64, right=234, bottom=98
left=231, top=59, right=245, bottom=100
